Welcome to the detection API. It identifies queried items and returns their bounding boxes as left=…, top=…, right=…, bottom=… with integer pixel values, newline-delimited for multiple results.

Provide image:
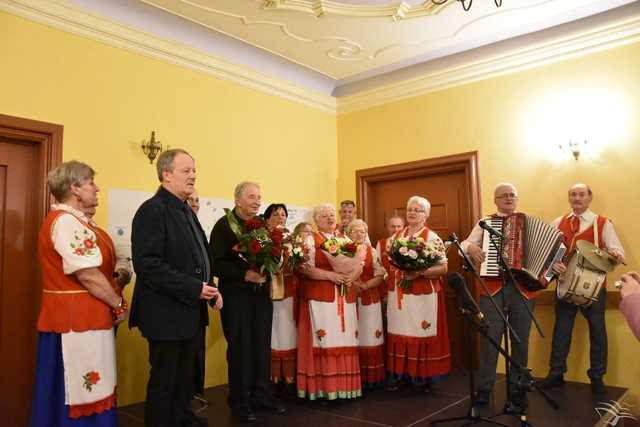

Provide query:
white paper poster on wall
left=107, top=188, right=314, bottom=256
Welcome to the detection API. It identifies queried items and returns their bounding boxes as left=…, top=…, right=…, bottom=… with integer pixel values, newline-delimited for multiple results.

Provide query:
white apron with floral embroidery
left=386, top=283, right=437, bottom=339
left=309, top=289, right=359, bottom=348
left=271, top=296, right=297, bottom=351
left=61, top=329, right=116, bottom=405
left=357, top=300, right=384, bottom=347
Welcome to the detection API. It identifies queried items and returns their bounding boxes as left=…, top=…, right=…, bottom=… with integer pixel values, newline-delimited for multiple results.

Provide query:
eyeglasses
left=495, top=193, right=518, bottom=200
left=406, top=208, right=426, bottom=213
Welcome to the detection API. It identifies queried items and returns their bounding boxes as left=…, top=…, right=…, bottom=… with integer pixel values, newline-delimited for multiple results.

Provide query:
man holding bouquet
left=209, top=181, right=285, bottom=422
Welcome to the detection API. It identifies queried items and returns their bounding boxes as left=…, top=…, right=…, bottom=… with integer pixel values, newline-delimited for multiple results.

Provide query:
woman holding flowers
left=297, top=204, right=363, bottom=401
left=348, top=219, right=387, bottom=388
left=264, top=203, right=299, bottom=395
left=386, top=196, right=451, bottom=391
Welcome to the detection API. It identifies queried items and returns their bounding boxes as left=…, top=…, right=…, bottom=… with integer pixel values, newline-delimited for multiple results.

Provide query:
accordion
left=479, top=213, right=566, bottom=291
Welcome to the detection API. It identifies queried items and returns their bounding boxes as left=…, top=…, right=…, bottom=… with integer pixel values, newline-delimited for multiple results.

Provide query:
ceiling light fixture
left=431, top=0, right=503, bottom=12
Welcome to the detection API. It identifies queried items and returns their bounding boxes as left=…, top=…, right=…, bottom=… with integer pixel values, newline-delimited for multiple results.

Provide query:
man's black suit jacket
left=129, top=186, right=211, bottom=341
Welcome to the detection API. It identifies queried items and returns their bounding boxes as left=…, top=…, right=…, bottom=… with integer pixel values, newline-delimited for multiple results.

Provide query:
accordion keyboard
left=480, top=217, right=503, bottom=277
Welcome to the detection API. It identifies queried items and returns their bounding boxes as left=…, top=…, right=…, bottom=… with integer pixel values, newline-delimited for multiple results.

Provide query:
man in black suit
left=210, top=181, right=285, bottom=423
left=130, top=149, right=222, bottom=427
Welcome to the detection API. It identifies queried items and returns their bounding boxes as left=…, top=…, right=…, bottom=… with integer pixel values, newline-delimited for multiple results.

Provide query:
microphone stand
left=486, top=233, right=549, bottom=426
left=447, top=305, right=560, bottom=427
left=431, top=234, right=518, bottom=427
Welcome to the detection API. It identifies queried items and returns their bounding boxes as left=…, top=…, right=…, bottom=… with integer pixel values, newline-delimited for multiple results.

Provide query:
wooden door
left=356, top=152, right=481, bottom=370
left=0, top=115, right=62, bottom=425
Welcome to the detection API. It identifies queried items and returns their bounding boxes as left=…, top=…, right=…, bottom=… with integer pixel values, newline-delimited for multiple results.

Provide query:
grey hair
left=312, top=203, right=335, bottom=224
left=47, top=160, right=95, bottom=202
left=407, top=196, right=431, bottom=215
left=569, top=183, right=592, bottom=196
left=347, top=219, right=368, bottom=235
left=234, top=181, right=260, bottom=201
left=156, top=148, right=192, bottom=182
left=494, top=182, right=518, bottom=196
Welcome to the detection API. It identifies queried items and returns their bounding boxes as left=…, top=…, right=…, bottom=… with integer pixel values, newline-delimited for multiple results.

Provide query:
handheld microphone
left=447, top=273, right=484, bottom=322
left=478, top=220, right=503, bottom=239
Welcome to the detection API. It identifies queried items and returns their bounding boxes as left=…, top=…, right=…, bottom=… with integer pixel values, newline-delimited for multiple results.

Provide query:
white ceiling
left=42, top=0, right=640, bottom=97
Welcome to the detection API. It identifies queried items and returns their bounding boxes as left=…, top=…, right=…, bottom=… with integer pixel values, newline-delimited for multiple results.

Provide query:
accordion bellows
left=481, top=213, right=565, bottom=291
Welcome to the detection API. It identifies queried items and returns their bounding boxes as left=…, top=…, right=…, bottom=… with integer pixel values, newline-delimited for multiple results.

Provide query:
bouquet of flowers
left=320, top=236, right=365, bottom=296
left=388, top=235, right=445, bottom=291
left=225, top=209, right=284, bottom=276
left=283, top=233, right=309, bottom=271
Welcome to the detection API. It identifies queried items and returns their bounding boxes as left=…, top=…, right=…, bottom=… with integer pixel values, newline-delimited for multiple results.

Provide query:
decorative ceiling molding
left=261, top=0, right=448, bottom=20
left=0, top=0, right=337, bottom=112
left=336, top=13, right=640, bottom=114
left=141, top=0, right=367, bottom=68
left=2, top=0, right=639, bottom=116
left=370, top=0, right=556, bottom=60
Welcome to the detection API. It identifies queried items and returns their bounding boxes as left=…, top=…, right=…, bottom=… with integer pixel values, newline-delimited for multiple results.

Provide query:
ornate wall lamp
left=559, top=139, right=588, bottom=160
left=141, top=131, right=163, bottom=164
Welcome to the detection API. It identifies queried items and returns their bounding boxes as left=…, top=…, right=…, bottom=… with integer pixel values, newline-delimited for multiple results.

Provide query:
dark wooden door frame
left=355, top=151, right=482, bottom=234
left=0, top=114, right=63, bottom=221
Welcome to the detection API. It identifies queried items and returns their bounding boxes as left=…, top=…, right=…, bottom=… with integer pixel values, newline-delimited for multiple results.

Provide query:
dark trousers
left=193, top=327, right=206, bottom=395
left=145, top=331, right=200, bottom=427
left=548, top=288, right=607, bottom=380
left=220, top=290, right=273, bottom=410
left=477, top=284, right=535, bottom=393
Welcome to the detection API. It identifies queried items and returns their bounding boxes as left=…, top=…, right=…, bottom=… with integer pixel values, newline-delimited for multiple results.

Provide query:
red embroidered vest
left=37, top=210, right=117, bottom=332
left=358, top=246, right=381, bottom=306
left=388, top=226, right=442, bottom=295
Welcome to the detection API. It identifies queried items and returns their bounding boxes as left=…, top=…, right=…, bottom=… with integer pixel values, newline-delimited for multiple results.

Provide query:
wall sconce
left=559, top=139, right=587, bottom=160
left=141, top=131, right=163, bottom=164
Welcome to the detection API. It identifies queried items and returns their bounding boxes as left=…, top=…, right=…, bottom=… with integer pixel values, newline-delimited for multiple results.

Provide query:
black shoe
left=232, top=407, right=257, bottom=423
left=184, top=411, right=208, bottom=427
left=252, top=400, right=286, bottom=415
left=591, top=378, right=606, bottom=395
left=474, top=390, right=490, bottom=406
left=538, top=373, right=564, bottom=389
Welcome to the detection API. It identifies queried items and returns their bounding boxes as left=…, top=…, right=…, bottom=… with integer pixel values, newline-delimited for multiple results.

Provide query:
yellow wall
left=4, top=5, right=640, bottom=410
left=0, top=12, right=337, bottom=406
left=337, top=42, right=640, bottom=403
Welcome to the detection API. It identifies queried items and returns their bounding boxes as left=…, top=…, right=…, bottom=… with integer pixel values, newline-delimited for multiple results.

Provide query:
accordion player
left=479, top=213, right=566, bottom=291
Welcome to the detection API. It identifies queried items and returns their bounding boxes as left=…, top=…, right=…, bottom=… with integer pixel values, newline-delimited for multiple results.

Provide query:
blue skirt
left=30, top=332, right=117, bottom=427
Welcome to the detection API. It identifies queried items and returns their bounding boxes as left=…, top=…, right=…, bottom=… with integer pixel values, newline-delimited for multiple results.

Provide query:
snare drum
left=557, top=252, right=606, bottom=307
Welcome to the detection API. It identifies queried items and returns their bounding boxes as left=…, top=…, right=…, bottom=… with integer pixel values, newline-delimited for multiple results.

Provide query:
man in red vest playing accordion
left=539, top=183, right=625, bottom=394
left=461, top=183, right=538, bottom=407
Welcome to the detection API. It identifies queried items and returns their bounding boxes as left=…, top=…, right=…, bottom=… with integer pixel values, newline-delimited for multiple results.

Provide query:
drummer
left=539, top=183, right=625, bottom=394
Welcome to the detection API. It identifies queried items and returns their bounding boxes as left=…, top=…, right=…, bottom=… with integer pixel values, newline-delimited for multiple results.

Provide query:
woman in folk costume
left=386, top=196, right=451, bottom=392
left=264, top=203, right=299, bottom=395
left=297, top=204, right=363, bottom=401
left=347, top=219, right=387, bottom=388
left=31, top=161, right=127, bottom=427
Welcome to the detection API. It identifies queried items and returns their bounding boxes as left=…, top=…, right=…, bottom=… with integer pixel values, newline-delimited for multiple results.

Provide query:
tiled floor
left=118, top=371, right=631, bottom=426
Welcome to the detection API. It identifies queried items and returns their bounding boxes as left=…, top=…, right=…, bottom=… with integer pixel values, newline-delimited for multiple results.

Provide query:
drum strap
left=593, top=216, right=600, bottom=248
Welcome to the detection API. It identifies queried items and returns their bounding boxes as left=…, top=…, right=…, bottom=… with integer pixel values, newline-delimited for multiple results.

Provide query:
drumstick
left=604, top=250, right=627, bottom=266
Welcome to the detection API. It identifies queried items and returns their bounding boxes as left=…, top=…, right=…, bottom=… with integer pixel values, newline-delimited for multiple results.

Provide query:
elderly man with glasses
left=461, top=183, right=536, bottom=408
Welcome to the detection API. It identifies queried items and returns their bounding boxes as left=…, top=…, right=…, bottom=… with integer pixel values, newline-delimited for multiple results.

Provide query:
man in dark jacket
left=130, top=149, right=222, bottom=427
left=210, top=181, right=285, bottom=423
